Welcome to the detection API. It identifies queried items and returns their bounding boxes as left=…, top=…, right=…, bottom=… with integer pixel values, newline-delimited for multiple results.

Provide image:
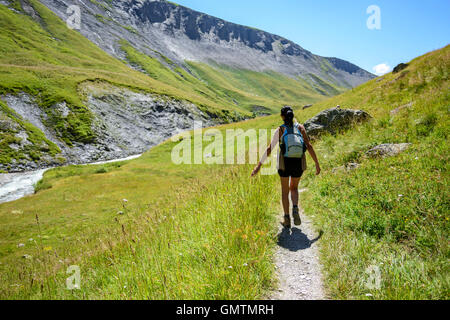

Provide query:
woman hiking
left=251, top=106, right=321, bottom=228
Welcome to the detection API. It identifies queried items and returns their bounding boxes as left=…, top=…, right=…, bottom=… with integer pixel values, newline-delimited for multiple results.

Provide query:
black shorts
left=278, top=157, right=304, bottom=178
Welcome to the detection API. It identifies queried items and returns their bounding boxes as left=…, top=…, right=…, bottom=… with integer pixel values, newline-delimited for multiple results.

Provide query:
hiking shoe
left=293, top=206, right=302, bottom=226
left=281, top=215, right=291, bottom=229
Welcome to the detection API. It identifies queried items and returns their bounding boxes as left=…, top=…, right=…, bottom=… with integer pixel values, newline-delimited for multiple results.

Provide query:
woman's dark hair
left=281, top=106, right=294, bottom=127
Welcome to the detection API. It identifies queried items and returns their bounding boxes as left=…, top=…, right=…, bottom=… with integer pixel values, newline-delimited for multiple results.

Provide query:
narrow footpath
left=271, top=190, right=326, bottom=300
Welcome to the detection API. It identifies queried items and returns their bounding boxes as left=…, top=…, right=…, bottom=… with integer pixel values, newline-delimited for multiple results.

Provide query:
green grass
left=0, top=112, right=284, bottom=299
left=186, top=61, right=341, bottom=112
left=34, top=179, right=52, bottom=193
left=2, top=165, right=280, bottom=299
left=299, top=45, right=449, bottom=299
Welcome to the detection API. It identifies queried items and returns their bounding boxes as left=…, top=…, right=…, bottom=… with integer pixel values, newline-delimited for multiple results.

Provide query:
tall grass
left=2, top=165, right=279, bottom=299
left=0, top=107, right=290, bottom=300
left=300, top=45, right=449, bottom=299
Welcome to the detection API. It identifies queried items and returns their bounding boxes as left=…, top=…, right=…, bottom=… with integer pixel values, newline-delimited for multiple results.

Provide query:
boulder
left=393, top=63, right=409, bottom=74
left=390, top=102, right=413, bottom=115
left=303, top=108, right=371, bottom=138
left=346, top=162, right=361, bottom=171
left=0, top=117, right=19, bottom=131
left=251, top=105, right=272, bottom=117
left=366, top=143, right=411, bottom=158
left=332, top=162, right=360, bottom=173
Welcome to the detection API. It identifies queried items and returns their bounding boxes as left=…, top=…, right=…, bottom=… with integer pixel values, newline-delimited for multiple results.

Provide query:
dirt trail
left=271, top=189, right=326, bottom=300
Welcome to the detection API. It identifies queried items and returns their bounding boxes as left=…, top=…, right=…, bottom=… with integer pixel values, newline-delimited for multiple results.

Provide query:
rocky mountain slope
left=0, top=0, right=374, bottom=172
left=41, top=0, right=374, bottom=88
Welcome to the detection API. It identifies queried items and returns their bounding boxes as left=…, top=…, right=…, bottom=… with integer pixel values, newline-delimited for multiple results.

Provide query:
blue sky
left=173, top=0, right=450, bottom=75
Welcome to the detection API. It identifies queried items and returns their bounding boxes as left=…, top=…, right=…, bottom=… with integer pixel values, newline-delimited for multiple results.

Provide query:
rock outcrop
left=332, top=162, right=360, bottom=173
left=391, top=102, right=414, bottom=115
left=366, top=143, right=412, bottom=158
left=0, top=84, right=217, bottom=172
left=393, top=63, right=409, bottom=74
left=304, top=108, right=371, bottom=138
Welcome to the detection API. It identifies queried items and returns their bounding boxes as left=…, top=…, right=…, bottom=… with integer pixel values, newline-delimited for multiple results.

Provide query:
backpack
left=280, top=124, right=307, bottom=159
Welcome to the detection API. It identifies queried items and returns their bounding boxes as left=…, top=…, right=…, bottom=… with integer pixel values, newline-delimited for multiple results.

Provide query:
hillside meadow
left=0, top=21, right=448, bottom=299
left=300, top=45, right=449, bottom=299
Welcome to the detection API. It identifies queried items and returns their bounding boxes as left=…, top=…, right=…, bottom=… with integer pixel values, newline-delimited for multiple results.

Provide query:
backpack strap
left=282, top=124, right=295, bottom=134
left=295, top=123, right=308, bottom=153
left=294, top=123, right=303, bottom=137
left=279, top=125, right=286, bottom=143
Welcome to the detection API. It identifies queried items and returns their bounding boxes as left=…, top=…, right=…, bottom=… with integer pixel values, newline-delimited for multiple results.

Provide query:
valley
left=0, top=0, right=373, bottom=173
left=0, top=0, right=447, bottom=301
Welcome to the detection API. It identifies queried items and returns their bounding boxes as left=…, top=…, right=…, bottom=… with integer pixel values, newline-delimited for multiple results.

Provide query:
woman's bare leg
left=290, top=177, right=301, bottom=207
left=280, top=177, right=290, bottom=215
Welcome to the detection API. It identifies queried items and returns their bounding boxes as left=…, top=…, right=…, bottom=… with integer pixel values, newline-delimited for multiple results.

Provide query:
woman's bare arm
left=251, top=127, right=282, bottom=177
left=299, top=124, right=321, bottom=175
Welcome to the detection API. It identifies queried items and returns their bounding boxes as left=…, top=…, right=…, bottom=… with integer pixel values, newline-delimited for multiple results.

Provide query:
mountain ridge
left=40, top=0, right=374, bottom=88
left=132, top=0, right=371, bottom=76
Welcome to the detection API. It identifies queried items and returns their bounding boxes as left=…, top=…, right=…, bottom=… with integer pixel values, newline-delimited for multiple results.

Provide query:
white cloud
left=373, top=63, right=392, bottom=76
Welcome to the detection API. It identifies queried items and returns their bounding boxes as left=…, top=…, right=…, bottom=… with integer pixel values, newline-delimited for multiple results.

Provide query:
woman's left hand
left=316, top=164, right=321, bottom=176
left=251, top=163, right=262, bottom=177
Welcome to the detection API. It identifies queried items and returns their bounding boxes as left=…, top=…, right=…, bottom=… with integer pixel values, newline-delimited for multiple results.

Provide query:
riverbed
left=0, top=154, right=142, bottom=205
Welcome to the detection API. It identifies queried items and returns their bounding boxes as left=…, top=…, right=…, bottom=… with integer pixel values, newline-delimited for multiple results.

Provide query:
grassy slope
left=299, top=46, right=449, bottom=299
left=0, top=112, right=291, bottom=299
left=0, top=0, right=341, bottom=168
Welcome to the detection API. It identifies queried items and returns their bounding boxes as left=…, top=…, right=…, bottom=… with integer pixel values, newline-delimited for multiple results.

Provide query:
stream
left=0, top=154, right=142, bottom=205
